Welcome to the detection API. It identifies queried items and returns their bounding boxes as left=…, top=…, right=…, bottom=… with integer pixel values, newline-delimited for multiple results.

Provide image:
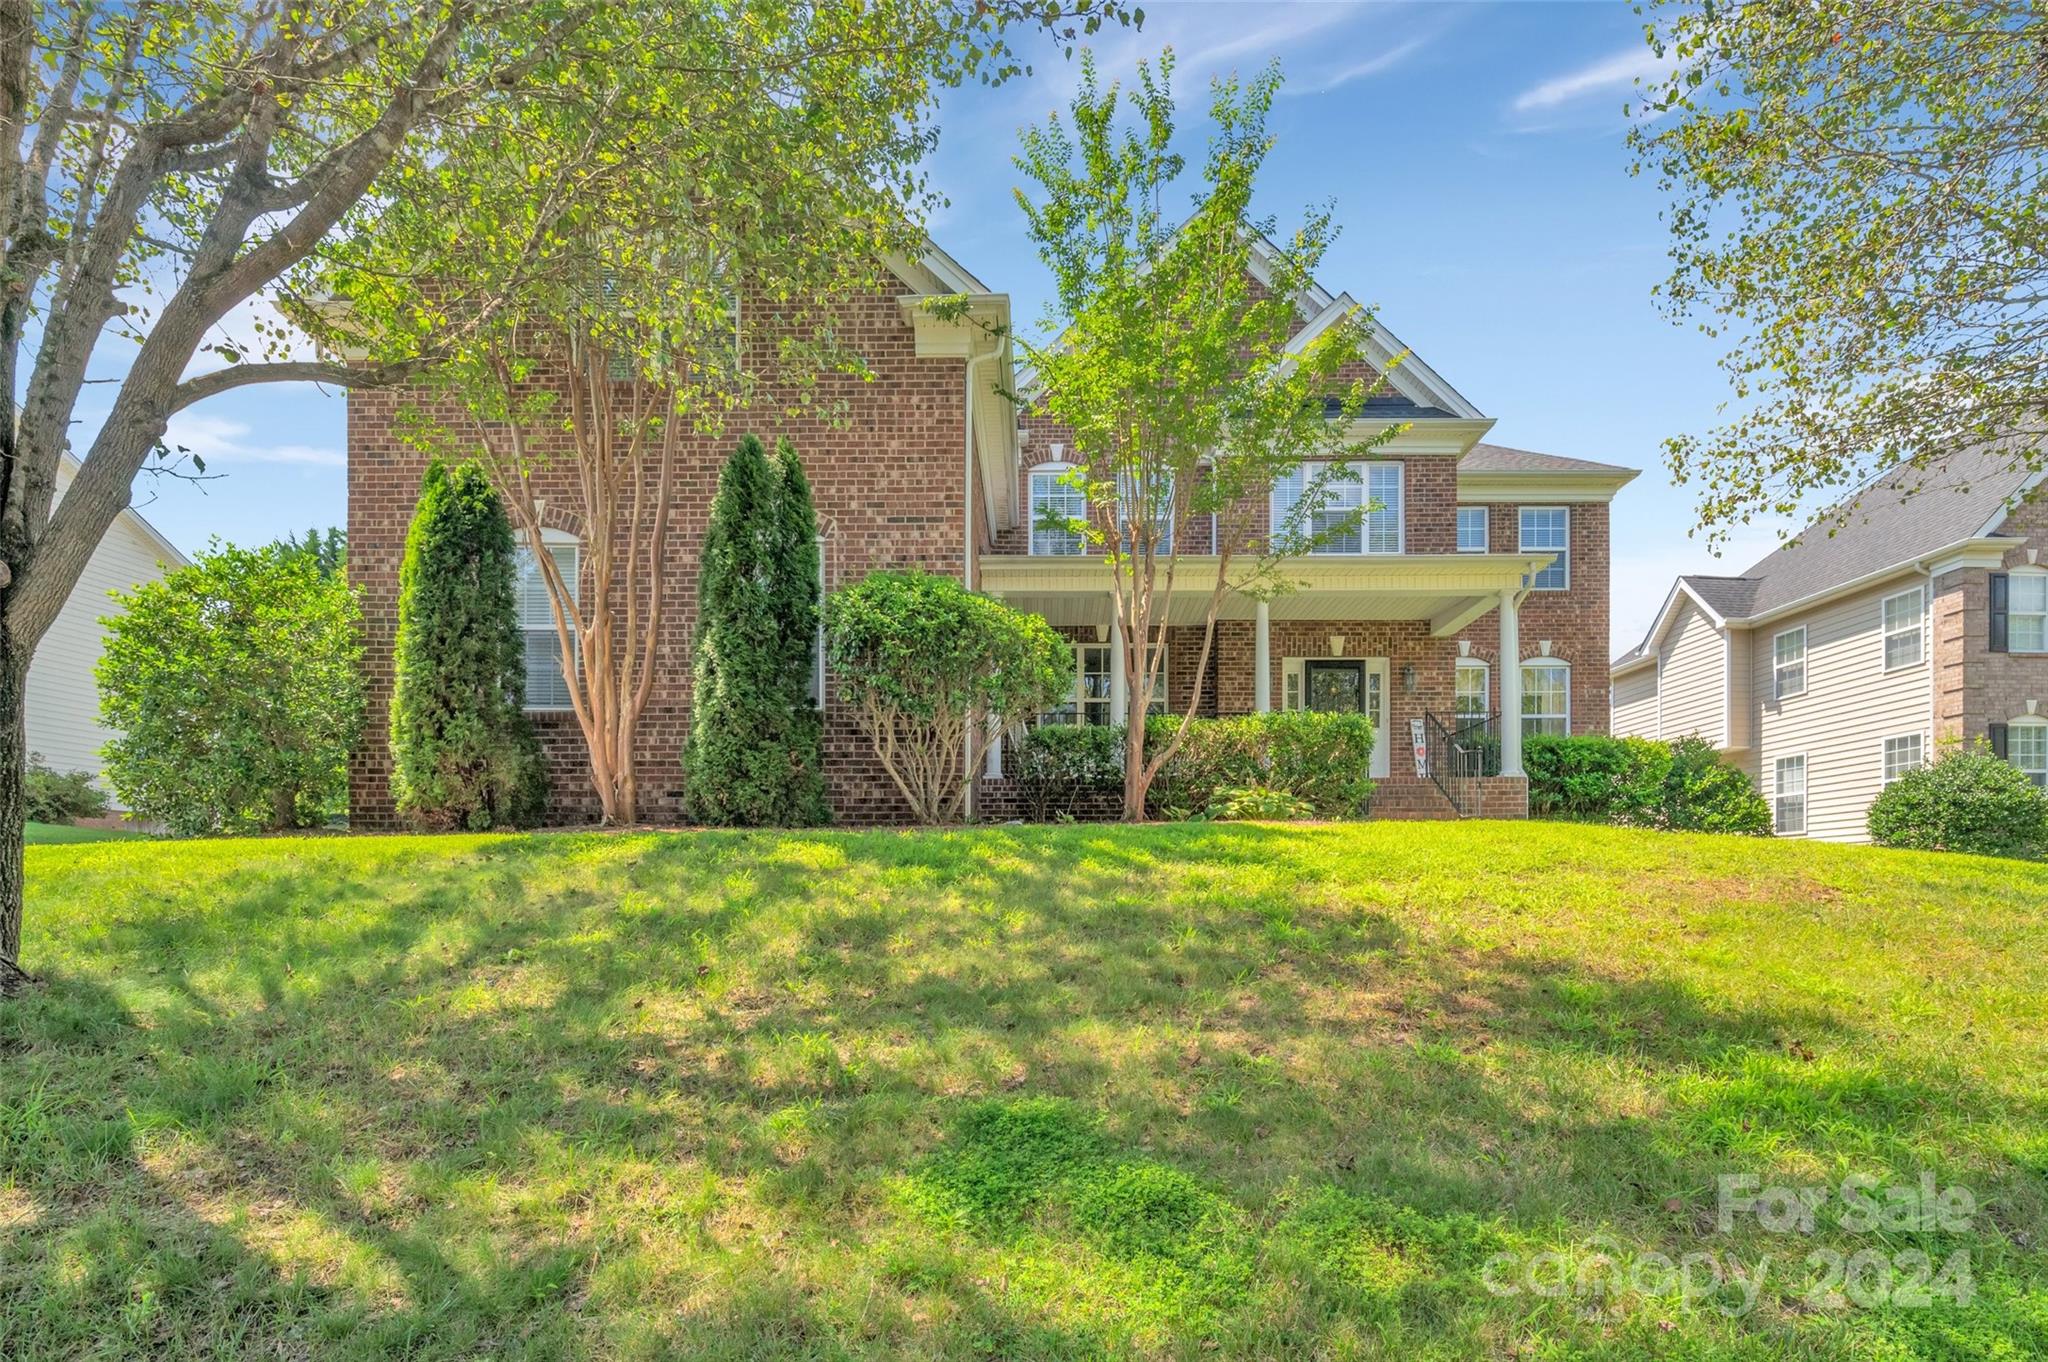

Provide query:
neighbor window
left=1772, top=626, right=1806, bottom=699
left=515, top=539, right=579, bottom=711
left=1881, top=587, right=1925, bottom=671
left=2012, top=572, right=2048, bottom=652
left=1520, top=660, right=1570, bottom=738
left=1272, top=460, right=1403, bottom=554
left=2011, top=721, right=2048, bottom=790
left=1519, top=507, right=1569, bottom=590
left=1456, top=506, right=1489, bottom=553
left=1774, top=754, right=1806, bottom=835
left=1882, top=733, right=1925, bottom=784
left=1454, top=659, right=1490, bottom=719
left=1029, top=465, right=1087, bottom=556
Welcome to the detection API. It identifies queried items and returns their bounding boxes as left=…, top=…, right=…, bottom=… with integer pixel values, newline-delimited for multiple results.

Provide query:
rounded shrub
left=1868, top=743, right=2048, bottom=858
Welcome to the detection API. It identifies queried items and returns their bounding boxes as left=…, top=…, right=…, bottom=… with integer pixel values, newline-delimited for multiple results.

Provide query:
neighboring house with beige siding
left=24, top=457, right=188, bottom=792
left=1612, top=441, right=2048, bottom=842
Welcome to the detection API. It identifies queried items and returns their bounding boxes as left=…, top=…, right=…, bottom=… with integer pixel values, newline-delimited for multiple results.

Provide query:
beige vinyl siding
left=1655, top=599, right=1727, bottom=747
left=1752, top=576, right=1933, bottom=843
left=1610, top=666, right=1659, bottom=738
left=24, top=471, right=183, bottom=793
left=1725, top=628, right=1755, bottom=751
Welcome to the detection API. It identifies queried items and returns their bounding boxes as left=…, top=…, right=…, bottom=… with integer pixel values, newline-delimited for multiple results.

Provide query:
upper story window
left=1772, top=626, right=1807, bottom=699
left=1456, top=506, right=1489, bottom=553
left=1881, top=587, right=1925, bottom=671
left=515, top=535, right=580, bottom=711
left=1520, top=507, right=1569, bottom=590
left=1272, top=461, right=1403, bottom=555
left=2005, top=571, right=2047, bottom=652
left=1520, top=659, right=1570, bottom=738
left=1029, top=464, right=1087, bottom=556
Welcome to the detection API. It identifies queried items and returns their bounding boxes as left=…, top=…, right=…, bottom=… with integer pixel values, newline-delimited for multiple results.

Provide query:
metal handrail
left=1422, top=710, right=1501, bottom=817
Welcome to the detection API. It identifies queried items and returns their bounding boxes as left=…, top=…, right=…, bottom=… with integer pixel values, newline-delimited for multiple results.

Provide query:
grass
left=24, top=820, right=139, bottom=845
left=2, top=821, right=2044, bottom=1360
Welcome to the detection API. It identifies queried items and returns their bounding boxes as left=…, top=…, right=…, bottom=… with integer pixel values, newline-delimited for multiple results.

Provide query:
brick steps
left=1368, top=779, right=1457, bottom=820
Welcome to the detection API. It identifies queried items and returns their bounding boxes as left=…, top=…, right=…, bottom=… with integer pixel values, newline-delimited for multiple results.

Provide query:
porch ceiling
left=977, top=552, right=1551, bottom=637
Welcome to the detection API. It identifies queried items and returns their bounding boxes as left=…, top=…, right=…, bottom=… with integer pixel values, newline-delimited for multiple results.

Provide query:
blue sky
left=130, top=1, right=1800, bottom=657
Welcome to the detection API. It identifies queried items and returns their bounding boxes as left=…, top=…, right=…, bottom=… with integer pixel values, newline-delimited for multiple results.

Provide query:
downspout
left=963, top=338, right=999, bottom=821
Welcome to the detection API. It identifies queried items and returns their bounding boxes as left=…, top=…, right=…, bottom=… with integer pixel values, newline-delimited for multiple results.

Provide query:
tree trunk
left=0, top=626, right=33, bottom=996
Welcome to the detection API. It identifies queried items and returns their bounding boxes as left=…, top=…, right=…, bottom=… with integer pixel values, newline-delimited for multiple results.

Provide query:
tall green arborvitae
left=684, top=435, right=828, bottom=825
left=390, top=461, right=548, bottom=830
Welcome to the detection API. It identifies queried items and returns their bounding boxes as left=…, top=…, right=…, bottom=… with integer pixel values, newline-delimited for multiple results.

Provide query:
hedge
left=1868, top=743, right=2048, bottom=858
left=1524, top=733, right=1770, bottom=835
left=1144, top=710, right=1375, bottom=819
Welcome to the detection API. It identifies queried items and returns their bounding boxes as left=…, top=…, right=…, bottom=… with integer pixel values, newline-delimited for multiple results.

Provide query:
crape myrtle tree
left=1632, top=1, right=2048, bottom=542
left=0, top=0, right=1130, bottom=990
left=684, top=435, right=828, bottom=826
left=336, top=4, right=1134, bottom=828
left=390, top=461, right=547, bottom=831
left=940, top=50, right=1396, bottom=821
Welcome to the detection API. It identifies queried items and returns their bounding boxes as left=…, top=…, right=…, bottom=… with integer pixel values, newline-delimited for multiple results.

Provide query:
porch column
left=1498, top=589, right=1524, bottom=777
left=1254, top=600, right=1271, bottom=713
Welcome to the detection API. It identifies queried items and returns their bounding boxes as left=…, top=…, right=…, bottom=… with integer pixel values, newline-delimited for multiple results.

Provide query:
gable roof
left=1613, top=437, right=2044, bottom=670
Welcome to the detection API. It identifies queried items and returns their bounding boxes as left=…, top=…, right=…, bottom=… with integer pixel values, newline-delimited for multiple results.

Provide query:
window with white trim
left=1456, top=506, right=1489, bottom=553
left=1772, top=626, right=1806, bottom=699
left=2011, top=571, right=2048, bottom=652
left=1519, top=507, right=1569, bottom=590
left=1454, top=659, right=1489, bottom=719
left=1040, top=642, right=1169, bottom=726
left=515, top=539, right=579, bottom=711
left=1272, top=461, right=1403, bottom=554
left=1882, top=733, right=1925, bottom=784
left=1881, top=587, right=1925, bottom=671
left=1029, top=464, right=1088, bottom=556
left=1520, top=659, right=1570, bottom=738
left=1773, top=755, right=1806, bottom=834
left=2011, top=720, right=2048, bottom=790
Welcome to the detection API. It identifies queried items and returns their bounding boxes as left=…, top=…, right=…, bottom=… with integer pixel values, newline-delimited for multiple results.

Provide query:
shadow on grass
left=3, top=823, right=2042, bottom=1358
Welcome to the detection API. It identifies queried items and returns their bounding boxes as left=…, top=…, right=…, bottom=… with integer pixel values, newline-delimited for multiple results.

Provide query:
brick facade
left=347, top=288, right=976, bottom=828
left=1934, top=492, right=2048, bottom=748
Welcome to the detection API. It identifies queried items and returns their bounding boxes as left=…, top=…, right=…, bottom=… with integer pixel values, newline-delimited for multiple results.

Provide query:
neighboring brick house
left=347, top=239, right=1637, bottom=826
left=1611, top=440, right=2048, bottom=842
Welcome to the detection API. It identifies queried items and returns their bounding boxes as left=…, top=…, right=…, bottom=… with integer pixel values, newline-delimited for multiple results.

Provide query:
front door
left=1302, top=659, right=1390, bottom=777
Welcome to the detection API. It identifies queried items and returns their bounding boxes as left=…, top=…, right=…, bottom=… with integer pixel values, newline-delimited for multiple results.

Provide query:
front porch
left=977, top=553, right=1552, bottom=818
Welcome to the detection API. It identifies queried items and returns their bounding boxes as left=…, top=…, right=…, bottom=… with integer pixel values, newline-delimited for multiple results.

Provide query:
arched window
left=1028, top=463, right=1087, bottom=556
left=1454, top=658, right=1489, bottom=719
left=515, top=529, right=580, bottom=711
left=1520, top=659, right=1570, bottom=738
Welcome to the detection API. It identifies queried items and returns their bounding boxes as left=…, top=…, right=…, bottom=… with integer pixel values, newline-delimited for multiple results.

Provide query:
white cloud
left=1511, top=45, right=1677, bottom=115
left=1288, top=35, right=1431, bottom=95
left=161, top=412, right=344, bottom=470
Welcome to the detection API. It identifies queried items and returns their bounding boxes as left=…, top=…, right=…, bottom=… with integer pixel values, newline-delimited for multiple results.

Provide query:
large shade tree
left=0, top=0, right=1129, bottom=991
left=1632, top=1, right=2048, bottom=541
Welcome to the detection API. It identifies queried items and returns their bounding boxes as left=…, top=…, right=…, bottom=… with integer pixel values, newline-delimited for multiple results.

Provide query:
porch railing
left=1422, top=710, right=1501, bottom=818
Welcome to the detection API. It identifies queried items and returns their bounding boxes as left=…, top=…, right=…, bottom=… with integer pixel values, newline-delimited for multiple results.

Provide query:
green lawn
left=24, top=820, right=139, bottom=845
left=3, top=824, right=2044, bottom=1360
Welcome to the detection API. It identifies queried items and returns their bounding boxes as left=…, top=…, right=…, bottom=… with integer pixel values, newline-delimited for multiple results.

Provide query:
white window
left=515, top=538, right=579, bottom=711
left=1454, top=659, right=1489, bottom=719
left=2011, top=572, right=2048, bottom=652
left=1519, top=507, right=1569, bottom=590
left=1881, top=587, right=1925, bottom=671
left=1772, top=626, right=1806, bottom=699
left=1520, top=659, right=1570, bottom=738
left=1041, top=643, right=1167, bottom=726
left=1773, top=754, right=1806, bottom=835
left=1456, top=506, right=1489, bottom=553
left=1272, top=461, right=1403, bottom=555
left=1882, top=733, right=1925, bottom=784
left=2011, top=721, right=2048, bottom=790
left=1029, top=465, right=1088, bottom=556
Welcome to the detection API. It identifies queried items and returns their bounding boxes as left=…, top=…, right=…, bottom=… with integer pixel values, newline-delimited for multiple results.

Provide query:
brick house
left=347, top=239, right=1637, bottom=826
left=1611, top=440, right=2048, bottom=842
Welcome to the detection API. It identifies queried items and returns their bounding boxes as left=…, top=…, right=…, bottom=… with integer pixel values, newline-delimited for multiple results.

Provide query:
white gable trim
left=1283, top=294, right=1484, bottom=421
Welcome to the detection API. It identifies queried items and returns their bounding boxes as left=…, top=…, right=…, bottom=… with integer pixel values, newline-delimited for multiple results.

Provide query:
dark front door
left=1303, top=660, right=1366, bottom=713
